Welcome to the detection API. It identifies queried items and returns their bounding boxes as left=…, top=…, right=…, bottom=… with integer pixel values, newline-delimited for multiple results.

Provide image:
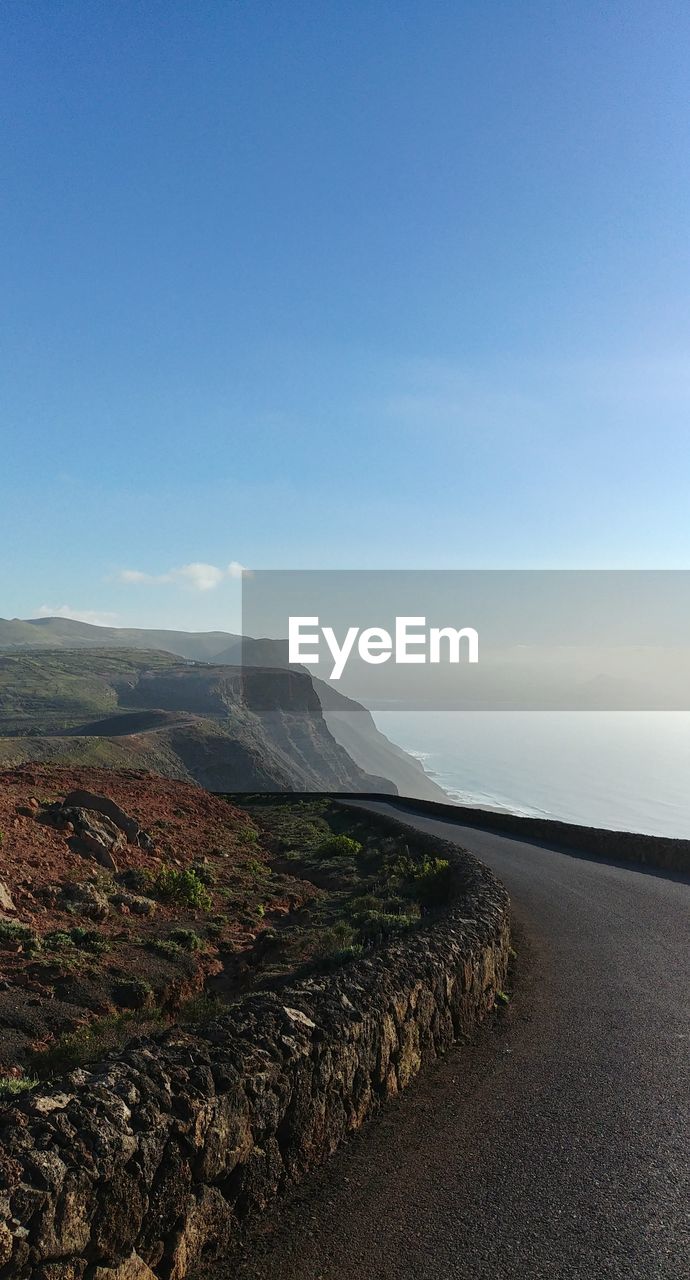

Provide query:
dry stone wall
left=378, top=796, right=690, bottom=873
left=0, top=814, right=510, bottom=1280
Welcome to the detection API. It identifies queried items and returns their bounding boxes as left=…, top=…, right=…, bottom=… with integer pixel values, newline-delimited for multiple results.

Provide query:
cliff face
left=215, top=638, right=448, bottom=801
left=311, top=678, right=447, bottom=801
left=123, top=665, right=323, bottom=717
left=0, top=651, right=395, bottom=794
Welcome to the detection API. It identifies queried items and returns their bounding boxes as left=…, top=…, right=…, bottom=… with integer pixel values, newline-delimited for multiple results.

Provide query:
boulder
left=0, top=879, right=15, bottom=914
left=63, top=809, right=127, bottom=872
left=61, top=792, right=153, bottom=849
left=110, top=892, right=156, bottom=917
left=60, top=881, right=110, bottom=922
left=35, top=1265, right=86, bottom=1280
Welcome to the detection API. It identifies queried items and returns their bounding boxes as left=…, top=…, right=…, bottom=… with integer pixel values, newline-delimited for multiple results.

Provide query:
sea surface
left=373, top=710, right=690, bottom=839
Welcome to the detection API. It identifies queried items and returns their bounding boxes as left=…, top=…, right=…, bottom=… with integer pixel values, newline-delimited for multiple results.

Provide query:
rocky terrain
left=0, top=766, right=289, bottom=1076
left=0, top=768, right=457, bottom=1087
left=0, top=782, right=510, bottom=1280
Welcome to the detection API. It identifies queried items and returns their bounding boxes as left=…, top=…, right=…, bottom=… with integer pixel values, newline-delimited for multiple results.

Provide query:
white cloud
left=226, top=561, right=247, bottom=579
left=117, top=561, right=247, bottom=592
left=176, top=562, right=226, bottom=591
left=37, top=604, right=119, bottom=626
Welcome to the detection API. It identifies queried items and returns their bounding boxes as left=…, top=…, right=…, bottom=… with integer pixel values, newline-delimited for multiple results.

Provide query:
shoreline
left=372, top=710, right=690, bottom=841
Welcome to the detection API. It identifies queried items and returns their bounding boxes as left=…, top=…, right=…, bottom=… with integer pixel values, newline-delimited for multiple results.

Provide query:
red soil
left=0, top=763, right=256, bottom=929
left=0, top=766, right=314, bottom=1072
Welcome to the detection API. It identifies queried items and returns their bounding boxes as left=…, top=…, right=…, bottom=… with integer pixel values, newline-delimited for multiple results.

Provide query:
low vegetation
left=124, top=865, right=213, bottom=911
left=0, top=919, right=39, bottom=951
left=29, top=1009, right=165, bottom=1077
left=44, top=926, right=110, bottom=955
left=231, top=796, right=459, bottom=985
left=0, top=1073, right=39, bottom=1099
left=0, top=770, right=461, bottom=1080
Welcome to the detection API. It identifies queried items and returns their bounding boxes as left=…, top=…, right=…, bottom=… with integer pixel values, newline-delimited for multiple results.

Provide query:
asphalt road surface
left=222, top=801, right=690, bottom=1280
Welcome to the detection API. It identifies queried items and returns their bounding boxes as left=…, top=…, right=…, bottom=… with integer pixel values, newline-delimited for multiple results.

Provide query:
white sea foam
left=373, top=710, right=690, bottom=839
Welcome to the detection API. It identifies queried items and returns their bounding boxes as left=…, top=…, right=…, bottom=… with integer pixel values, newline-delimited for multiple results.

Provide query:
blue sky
left=2, top=1, right=689, bottom=632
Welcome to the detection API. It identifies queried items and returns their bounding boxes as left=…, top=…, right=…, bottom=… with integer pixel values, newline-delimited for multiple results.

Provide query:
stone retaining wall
left=0, top=814, right=510, bottom=1280
left=381, top=796, right=690, bottom=873
left=321, top=793, right=690, bottom=874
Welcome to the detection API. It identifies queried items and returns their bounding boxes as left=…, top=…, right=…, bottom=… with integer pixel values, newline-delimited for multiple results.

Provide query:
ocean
left=373, top=710, right=690, bottom=839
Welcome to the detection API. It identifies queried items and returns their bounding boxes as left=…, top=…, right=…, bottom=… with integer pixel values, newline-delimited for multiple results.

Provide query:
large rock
left=62, top=792, right=153, bottom=849
left=35, top=1266, right=86, bottom=1280
left=63, top=809, right=127, bottom=872
left=60, top=880, right=110, bottom=921
left=0, top=879, right=15, bottom=914
left=0, top=1221, right=13, bottom=1266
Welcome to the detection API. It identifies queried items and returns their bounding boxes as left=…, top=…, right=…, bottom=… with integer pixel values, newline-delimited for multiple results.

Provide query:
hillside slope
left=0, top=619, right=445, bottom=799
left=0, top=649, right=395, bottom=793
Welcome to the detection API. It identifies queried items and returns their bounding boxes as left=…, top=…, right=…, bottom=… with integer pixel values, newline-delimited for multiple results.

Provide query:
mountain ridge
left=0, top=618, right=446, bottom=799
left=0, top=647, right=397, bottom=793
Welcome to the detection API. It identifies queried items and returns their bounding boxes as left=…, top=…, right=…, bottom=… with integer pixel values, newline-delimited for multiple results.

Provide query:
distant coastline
left=399, top=747, right=517, bottom=816
left=374, top=709, right=690, bottom=840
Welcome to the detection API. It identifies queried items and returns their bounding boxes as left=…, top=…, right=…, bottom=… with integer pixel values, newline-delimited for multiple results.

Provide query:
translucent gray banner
left=240, top=570, right=690, bottom=710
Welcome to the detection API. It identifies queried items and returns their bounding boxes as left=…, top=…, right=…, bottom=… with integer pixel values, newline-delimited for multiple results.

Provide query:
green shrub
left=353, top=908, right=417, bottom=944
left=153, top=867, right=212, bottom=910
left=31, top=1009, right=163, bottom=1075
left=129, top=866, right=213, bottom=910
left=348, top=893, right=380, bottom=915
left=167, top=927, right=205, bottom=952
left=178, top=993, right=225, bottom=1025
left=146, top=937, right=182, bottom=958
left=245, top=857, right=270, bottom=879
left=112, top=977, right=153, bottom=1009
left=313, top=920, right=360, bottom=964
left=43, top=929, right=75, bottom=952
left=0, top=920, right=39, bottom=951
left=190, top=861, right=215, bottom=886
left=316, top=943, right=364, bottom=970
left=404, top=856, right=453, bottom=906
left=119, top=867, right=151, bottom=894
left=0, top=1074, right=38, bottom=1099
left=317, top=834, right=363, bottom=859
left=44, top=926, right=109, bottom=956
left=69, top=926, right=110, bottom=955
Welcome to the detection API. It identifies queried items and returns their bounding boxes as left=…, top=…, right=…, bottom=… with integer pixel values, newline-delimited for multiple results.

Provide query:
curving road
left=227, top=801, right=690, bottom=1280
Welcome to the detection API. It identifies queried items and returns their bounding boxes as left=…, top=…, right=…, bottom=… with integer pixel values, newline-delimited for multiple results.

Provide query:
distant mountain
left=0, top=648, right=395, bottom=793
left=0, top=618, right=446, bottom=799
left=0, top=617, right=237, bottom=662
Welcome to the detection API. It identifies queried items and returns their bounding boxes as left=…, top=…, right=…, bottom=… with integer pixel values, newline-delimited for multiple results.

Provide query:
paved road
left=227, top=801, right=690, bottom=1280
